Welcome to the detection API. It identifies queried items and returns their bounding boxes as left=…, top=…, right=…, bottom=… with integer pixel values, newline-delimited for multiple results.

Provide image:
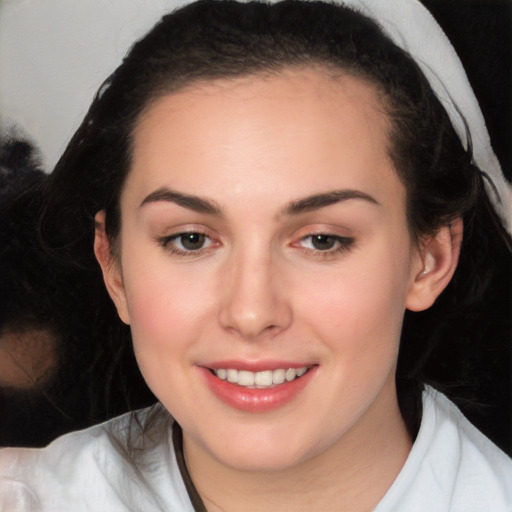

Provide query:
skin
left=95, top=68, right=461, bottom=511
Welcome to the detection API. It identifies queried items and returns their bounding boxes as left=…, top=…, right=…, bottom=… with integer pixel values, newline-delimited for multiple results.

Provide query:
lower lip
left=199, top=366, right=317, bottom=413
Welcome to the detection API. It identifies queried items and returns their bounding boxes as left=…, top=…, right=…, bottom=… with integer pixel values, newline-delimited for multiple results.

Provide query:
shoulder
left=0, top=402, right=169, bottom=476
left=0, top=403, right=193, bottom=511
left=376, top=385, right=512, bottom=512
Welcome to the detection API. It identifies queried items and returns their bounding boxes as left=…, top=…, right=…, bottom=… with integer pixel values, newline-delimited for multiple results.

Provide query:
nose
left=219, top=248, right=292, bottom=341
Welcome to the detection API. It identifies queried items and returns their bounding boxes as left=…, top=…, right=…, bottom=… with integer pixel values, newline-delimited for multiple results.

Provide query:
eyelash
left=157, top=231, right=217, bottom=257
left=294, top=234, right=355, bottom=258
left=157, top=231, right=355, bottom=258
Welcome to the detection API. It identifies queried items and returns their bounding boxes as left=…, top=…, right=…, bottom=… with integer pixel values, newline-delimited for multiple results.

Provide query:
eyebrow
left=281, top=190, right=379, bottom=216
left=140, top=187, right=379, bottom=216
left=140, top=187, right=222, bottom=215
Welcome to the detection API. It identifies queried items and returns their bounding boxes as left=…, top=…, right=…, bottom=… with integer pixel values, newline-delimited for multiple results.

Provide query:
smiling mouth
left=211, top=366, right=310, bottom=389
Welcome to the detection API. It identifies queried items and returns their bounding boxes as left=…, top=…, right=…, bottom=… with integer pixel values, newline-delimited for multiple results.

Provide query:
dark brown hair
left=40, top=0, right=511, bottom=444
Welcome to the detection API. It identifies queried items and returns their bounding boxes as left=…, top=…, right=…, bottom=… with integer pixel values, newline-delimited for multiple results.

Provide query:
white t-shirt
left=1, top=386, right=511, bottom=511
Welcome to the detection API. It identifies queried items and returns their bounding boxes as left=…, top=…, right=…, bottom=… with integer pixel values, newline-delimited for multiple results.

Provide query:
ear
left=94, top=211, right=131, bottom=324
left=406, top=218, right=463, bottom=312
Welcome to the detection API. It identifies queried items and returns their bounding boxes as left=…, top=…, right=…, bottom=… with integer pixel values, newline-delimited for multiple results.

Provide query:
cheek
left=121, top=262, right=219, bottom=402
left=125, top=269, right=214, bottom=345
left=296, top=246, right=412, bottom=361
left=118, top=241, right=219, bottom=365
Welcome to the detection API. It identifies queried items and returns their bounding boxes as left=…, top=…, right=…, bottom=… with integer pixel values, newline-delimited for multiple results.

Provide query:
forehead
left=126, top=68, right=400, bottom=209
left=135, top=67, right=389, bottom=139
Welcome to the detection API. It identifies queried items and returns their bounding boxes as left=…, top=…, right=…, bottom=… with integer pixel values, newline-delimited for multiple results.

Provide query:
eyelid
left=155, top=225, right=221, bottom=256
left=289, top=225, right=356, bottom=257
left=290, top=224, right=353, bottom=241
left=155, top=223, right=217, bottom=239
left=294, top=234, right=354, bottom=249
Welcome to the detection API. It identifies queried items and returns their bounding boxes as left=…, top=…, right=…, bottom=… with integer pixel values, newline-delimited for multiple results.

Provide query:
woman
left=1, top=0, right=511, bottom=510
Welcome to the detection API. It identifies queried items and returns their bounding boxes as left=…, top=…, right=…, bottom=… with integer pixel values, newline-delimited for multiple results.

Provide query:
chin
left=218, top=447, right=311, bottom=473
left=198, top=422, right=332, bottom=474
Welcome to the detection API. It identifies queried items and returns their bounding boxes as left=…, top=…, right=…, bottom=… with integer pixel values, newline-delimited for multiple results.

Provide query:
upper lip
left=201, top=360, right=316, bottom=372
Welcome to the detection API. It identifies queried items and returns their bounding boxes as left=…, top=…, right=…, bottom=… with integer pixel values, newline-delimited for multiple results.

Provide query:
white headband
left=334, top=0, right=512, bottom=234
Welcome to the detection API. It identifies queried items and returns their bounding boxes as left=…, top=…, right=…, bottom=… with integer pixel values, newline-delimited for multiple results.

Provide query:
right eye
left=159, top=231, right=215, bottom=255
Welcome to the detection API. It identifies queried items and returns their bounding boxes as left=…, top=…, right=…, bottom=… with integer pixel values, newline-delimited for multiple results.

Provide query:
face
left=99, top=68, right=429, bottom=472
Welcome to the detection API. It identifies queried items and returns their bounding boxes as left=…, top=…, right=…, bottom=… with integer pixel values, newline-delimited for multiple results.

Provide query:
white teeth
left=238, top=370, right=255, bottom=386
left=254, top=370, right=273, bottom=387
left=285, top=368, right=296, bottom=381
left=296, top=367, right=307, bottom=377
left=213, top=366, right=309, bottom=388
left=272, top=368, right=285, bottom=385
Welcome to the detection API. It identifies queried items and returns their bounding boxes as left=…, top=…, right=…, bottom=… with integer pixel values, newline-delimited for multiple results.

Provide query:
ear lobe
left=406, top=218, right=463, bottom=312
left=94, top=211, right=131, bottom=325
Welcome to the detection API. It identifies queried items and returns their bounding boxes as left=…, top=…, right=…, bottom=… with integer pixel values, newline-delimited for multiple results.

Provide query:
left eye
left=299, top=234, right=353, bottom=252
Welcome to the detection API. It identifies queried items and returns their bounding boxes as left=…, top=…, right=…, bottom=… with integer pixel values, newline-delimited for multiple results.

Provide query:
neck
left=183, top=381, right=412, bottom=512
